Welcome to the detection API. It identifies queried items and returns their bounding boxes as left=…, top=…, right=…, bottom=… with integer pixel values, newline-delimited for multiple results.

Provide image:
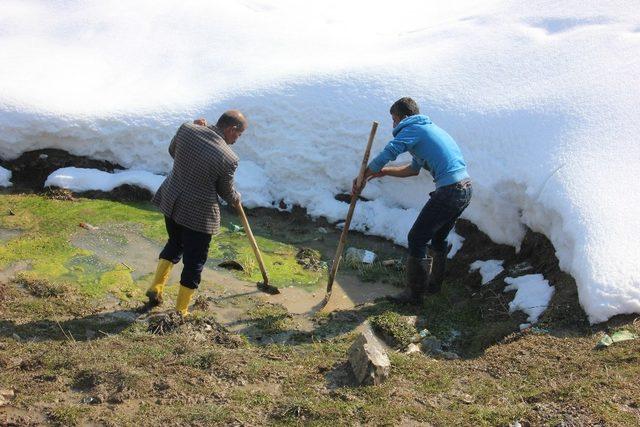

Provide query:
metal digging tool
left=320, top=121, right=379, bottom=310
left=236, top=204, right=280, bottom=295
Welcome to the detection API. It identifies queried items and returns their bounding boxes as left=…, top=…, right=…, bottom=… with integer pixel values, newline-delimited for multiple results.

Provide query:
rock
left=421, top=337, right=443, bottom=354
left=382, top=259, right=402, bottom=269
left=348, top=328, right=390, bottom=386
left=440, top=351, right=460, bottom=360
left=78, top=222, right=98, bottom=231
left=404, top=343, right=422, bottom=354
left=345, top=247, right=377, bottom=264
left=0, top=389, right=15, bottom=406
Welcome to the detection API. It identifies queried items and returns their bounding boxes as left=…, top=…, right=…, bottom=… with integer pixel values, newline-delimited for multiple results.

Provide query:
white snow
left=504, top=274, right=555, bottom=324
left=447, top=231, right=464, bottom=259
left=44, top=167, right=164, bottom=194
left=0, top=167, right=11, bottom=187
left=470, top=260, right=505, bottom=285
left=0, top=1, right=639, bottom=323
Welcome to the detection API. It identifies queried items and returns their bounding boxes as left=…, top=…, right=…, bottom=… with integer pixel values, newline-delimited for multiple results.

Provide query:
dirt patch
left=42, top=187, right=75, bottom=201
left=295, top=247, right=324, bottom=271
left=1, top=149, right=122, bottom=192
left=72, top=366, right=143, bottom=405
left=11, top=275, right=72, bottom=298
left=78, top=184, right=154, bottom=203
left=148, top=313, right=245, bottom=348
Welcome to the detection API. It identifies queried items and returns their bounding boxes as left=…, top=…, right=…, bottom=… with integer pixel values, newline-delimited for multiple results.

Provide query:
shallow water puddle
left=69, top=222, right=400, bottom=331
left=0, top=227, right=22, bottom=244
left=70, top=223, right=163, bottom=280
left=0, top=261, right=30, bottom=284
left=269, top=274, right=400, bottom=314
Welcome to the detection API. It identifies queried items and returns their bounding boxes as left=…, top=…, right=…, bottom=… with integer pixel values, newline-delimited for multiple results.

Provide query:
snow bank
left=0, top=167, right=12, bottom=187
left=45, top=167, right=164, bottom=194
left=504, top=275, right=555, bottom=325
left=470, top=260, right=504, bottom=285
left=1, top=1, right=639, bottom=322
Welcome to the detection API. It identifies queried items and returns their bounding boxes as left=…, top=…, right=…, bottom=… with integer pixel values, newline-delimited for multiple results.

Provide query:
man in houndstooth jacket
left=146, top=110, right=247, bottom=316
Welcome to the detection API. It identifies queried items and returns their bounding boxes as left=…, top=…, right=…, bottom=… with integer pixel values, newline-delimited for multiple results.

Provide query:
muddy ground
left=0, top=152, right=639, bottom=426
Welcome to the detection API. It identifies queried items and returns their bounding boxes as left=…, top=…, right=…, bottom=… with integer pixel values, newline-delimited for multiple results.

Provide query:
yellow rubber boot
left=145, top=259, right=173, bottom=306
left=176, top=285, right=195, bottom=317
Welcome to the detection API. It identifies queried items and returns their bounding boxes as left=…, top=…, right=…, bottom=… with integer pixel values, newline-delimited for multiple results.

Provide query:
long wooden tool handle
left=236, top=204, right=269, bottom=285
left=325, top=121, right=379, bottom=295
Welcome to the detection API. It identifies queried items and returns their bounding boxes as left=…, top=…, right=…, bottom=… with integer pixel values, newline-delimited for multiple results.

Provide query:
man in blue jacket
left=354, top=97, right=472, bottom=304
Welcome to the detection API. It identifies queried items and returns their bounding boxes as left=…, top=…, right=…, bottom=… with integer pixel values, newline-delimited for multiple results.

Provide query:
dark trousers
left=408, top=179, right=473, bottom=258
left=159, top=216, right=212, bottom=290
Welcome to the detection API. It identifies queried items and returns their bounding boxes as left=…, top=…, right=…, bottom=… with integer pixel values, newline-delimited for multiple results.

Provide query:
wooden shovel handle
left=236, top=203, right=269, bottom=285
left=325, top=121, right=379, bottom=296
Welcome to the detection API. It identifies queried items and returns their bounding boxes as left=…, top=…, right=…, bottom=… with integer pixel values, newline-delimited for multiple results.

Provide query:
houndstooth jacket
left=152, top=123, right=241, bottom=235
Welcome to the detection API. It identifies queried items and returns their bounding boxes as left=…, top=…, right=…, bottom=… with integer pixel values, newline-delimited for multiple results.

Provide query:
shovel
left=236, top=204, right=280, bottom=295
left=320, top=121, right=379, bottom=310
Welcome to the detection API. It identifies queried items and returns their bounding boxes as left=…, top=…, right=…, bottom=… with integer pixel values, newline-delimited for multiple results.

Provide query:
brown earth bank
left=1, top=150, right=638, bottom=426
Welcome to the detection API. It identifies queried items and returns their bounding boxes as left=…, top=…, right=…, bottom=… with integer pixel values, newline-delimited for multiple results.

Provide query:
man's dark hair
left=389, top=97, right=420, bottom=117
left=216, top=110, right=247, bottom=130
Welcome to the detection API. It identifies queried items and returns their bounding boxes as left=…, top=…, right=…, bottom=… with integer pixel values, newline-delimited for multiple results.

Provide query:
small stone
left=348, top=326, right=390, bottom=386
left=421, top=337, right=442, bottom=354
left=404, top=343, right=422, bottom=354
left=0, top=389, right=15, bottom=407
left=440, top=351, right=460, bottom=360
left=345, top=247, right=377, bottom=264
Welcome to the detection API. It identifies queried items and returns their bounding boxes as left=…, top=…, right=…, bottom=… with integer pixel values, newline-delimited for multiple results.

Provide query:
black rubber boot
left=390, top=256, right=432, bottom=304
left=427, top=247, right=447, bottom=294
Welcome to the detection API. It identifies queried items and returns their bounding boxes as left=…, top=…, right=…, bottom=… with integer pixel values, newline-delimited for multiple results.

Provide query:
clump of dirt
left=247, top=302, right=294, bottom=335
left=78, top=184, right=154, bottom=202
left=148, top=313, right=245, bottom=348
left=42, top=187, right=75, bottom=201
left=369, top=311, right=417, bottom=349
left=11, top=275, right=72, bottom=298
left=148, top=312, right=187, bottom=335
left=295, top=247, right=324, bottom=271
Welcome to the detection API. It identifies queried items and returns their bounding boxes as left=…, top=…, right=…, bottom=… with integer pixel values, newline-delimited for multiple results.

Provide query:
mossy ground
left=0, top=194, right=324, bottom=299
left=1, top=193, right=639, bottom=426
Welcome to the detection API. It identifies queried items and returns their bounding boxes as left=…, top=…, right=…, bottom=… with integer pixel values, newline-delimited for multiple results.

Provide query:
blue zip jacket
left=368, top=114, right=469, bottom=188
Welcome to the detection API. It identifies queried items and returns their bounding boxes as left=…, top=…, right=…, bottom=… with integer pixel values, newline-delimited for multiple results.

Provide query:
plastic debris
left=78, top=222, right=98, bottom=231
left=596, top=335, right=614, bottom=348
left=230, top=223, right=244, bottom=233
left=317, top=227, right=328, bottom=234
left=596, top=330, right=638, bottom=348
left=345, top=247, right=377, bottom=264
left=611, top=330, right=639, bottom=343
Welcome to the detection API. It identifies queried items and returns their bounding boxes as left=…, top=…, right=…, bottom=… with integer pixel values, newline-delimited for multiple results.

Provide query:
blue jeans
left=408, top=179, right=472, bottom=258
left=159, top=216, right=212, bottom=289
